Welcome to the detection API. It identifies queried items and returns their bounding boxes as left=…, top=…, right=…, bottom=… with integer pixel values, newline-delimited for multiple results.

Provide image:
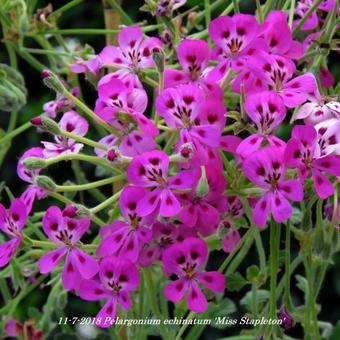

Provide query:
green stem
left=232, top=0, right=240, bottom=13
left=256, top=0, right=264, bottom=23
left=254, top=229, right=266, bottom=273
left=106, top=0, right=133, bottom=25
left=0, top=279, right=11, bottom=303
left=0, top=121, right=32, bottom=145
left=204, top=0, right=211, bottom=26
left=50, top=0, right=84, bottom=18
left=293, top=0, right=323, bottom=35
left=60, top=130, right=108, bottom=150
left=143, top=269, right=170, bottom=340
left=55, top=174, right=125, bottom=192
left=90, top=190, right=122, bottom=214
left=289, top=0, right=296, bottom=28
left=267, top=220, right=281, bottom=337
left=284, top=220, right=293, bottom=311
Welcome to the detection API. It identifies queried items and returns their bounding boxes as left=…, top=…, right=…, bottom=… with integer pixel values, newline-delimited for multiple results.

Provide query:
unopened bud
left=42, top=71, right=65, bottom=94
left=35, top=175, right=56, bottom=191
left=41, top=116, right=61, bottom=134
left=40, top=70, right=50, bottom=79
left=152, top=48, right=165, bottom=73
left=22, top=157, right=46, bottom=170
left=73, top=204, right=91, bottom=218
left=62, top=205, right=78, bottom=218
left=30, top=117, right=43, bottom=126
left=179, top=143, right=193, bottom=160
left=196, top=166, right=209, bottom=197
left=107, top=149, right=118, bottom=162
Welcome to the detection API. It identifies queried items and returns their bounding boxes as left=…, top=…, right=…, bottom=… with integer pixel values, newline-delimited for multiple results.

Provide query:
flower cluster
left=1, top=1, right=339, bottom=336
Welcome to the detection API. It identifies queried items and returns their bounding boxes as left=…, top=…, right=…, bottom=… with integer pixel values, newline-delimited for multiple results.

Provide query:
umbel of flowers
left=0, top=0, right=339, bottom=339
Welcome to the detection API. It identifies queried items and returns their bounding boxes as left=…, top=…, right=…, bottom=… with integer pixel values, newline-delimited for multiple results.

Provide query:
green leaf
left=209, top=298, right=237, bottom=329
left=290, top=207, right=303, bottom=225
left=240, top=289, right=270, bottom=312
left=246, top=265, right=260, bottom=282
left=226, top=272, right=248, bottom=292
left=295, top=274, right=309, bottom=294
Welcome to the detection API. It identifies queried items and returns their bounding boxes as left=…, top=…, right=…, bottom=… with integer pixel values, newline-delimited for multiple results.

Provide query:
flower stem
left=284, top=220, right=293, bottom=311
left=267, top=220, right=281, bottom=337
left=0, top=121, right=32, bottom=145
left=293, top=0, right=323, bottom=35
left=143, top=268, right=170, bottom=340
left=90, top=189, right=122, bottom=214
left=55, top=174, right=125, bottom=192
left=60, top=130, right=108, bottom=151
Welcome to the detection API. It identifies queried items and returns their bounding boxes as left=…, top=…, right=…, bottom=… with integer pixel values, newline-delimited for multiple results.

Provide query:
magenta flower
left=164, top=39, right=222, bottom=97
left=17, top=147, right=46, bottom=213
left=179, top=166, right=227, bottom=236
left=208, top=14, right=264, bottom=78
left=43, top=87, right=80, bottom=119
left=41, top=110, right=89, bottom=158
left=95, top=74, right=158, bottom=138
left=98, top=26, right=162, bottom=86
left=0, top=199, right=27, bottom=268
left=139, top=221, right=196, bottom=267
left=224, top=195, right=243, bottom=219
left=293, top=89, right=340, bottom=125
left=294, top=0, right=335, bottom=31
left=315, top=119, right=340, bottom=157
left=243, top=146, right=304, bottom=227
left=79, top=256, right=139, bottom=328
left=38, top=206, right=99, bottom=290
left=259, top=11, right=303, bottom=59
left=237, top=91, right=287, bottom=157
left=156, top=84, right=223, bottom=164
left=246, top=51, right=317, bottom=107
left=163, top=237, right=225, bottom=312
left=219, top=221, right=241, bottom=253
left=285, top=125, right=340, bottom=199
left=70, top=56, right=102, bottom=75
left=127, top=150, right=193, bottom=217
left=97, top=186, right=154, bottom=262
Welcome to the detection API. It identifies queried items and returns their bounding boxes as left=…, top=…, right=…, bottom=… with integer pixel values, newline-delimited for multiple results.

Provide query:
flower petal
left=38, top=247, right=67, bottom=274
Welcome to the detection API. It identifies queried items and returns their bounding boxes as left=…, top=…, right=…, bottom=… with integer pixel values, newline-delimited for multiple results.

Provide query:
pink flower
left=43, top=87, right=80, bottom=119
left=259, top=11, right=303, bottom=59
left=285, top=125, right=340, bottom=199
left=5, top=318, right=43, bottom=340
left=246, top=51, right=317, bottom=107
left=0, top=199, right=27, bottom=267
left=178, top=166, right=226, bottom=236
left=41, top=110, right=89, bottom=158
left=139, top=221, right=196, bottom=267
left=224, top=195, right=243, bottom=219
left=156, top=84, right=223, bottom=164
left=163, top=237, right=225, bottom=312
left=97, top=186, right=154, bottom=262
left=98, top=26, right=162, bottom=87
left=95, top=75, right=158, bottom=138
left=70, top=56, right=102, bottom=75
left=243, top=146, right=304, bottom=227
left=219, top=221, right=241, bottom=253
left=208, top=14, right=265, bottom=81
left=127, top=150, right=193, bottom=217
left=79, top=256, right=139, bottom=328
left=164, top=39, right=222, bottom=98
left=293, top=89, right=340, bottom=125
left=17, top=147, right=46, bottom=213
left=315, top=118, right=340, bottom=157
left=38, top=206, right=99, bottom=290
left=237, top=91, right=287, bottom=157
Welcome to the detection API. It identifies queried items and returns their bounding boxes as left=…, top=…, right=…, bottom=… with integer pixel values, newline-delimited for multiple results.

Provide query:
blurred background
left=0, top=0, right=339, bottom=339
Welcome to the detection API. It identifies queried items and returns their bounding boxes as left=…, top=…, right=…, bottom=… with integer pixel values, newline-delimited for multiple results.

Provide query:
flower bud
left=35, top=176, right=56, bottom=191
left=40, top=70, right=50, bottom=79
left=22, top=157, right=46, bottom=170
left=179, top=143, right=193, bottom=160
left=73, top=204, right=91, bottom=218
left=277, top=306, right=293, bottom=330
left=196, top=166, right=209, bottom=197
left=41, top=116, right=61, bottom=134
left=30, top=117, right=43, bottom=126
left=107, top=149, right=118, bottom=162
left=42, top=71, right=66, bottom=94
left=152, top=48, right=165, bottom=73
left=62, top=205, right=78, bottom=218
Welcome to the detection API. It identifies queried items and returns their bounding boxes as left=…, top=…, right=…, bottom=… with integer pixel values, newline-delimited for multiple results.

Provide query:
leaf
left=240, top=289, right=269, bottom=312
left=295, top=274, right=309, bottom=295
left=226, top=272, right=248, bottom=292
left=290, top=207, right=303, bottom=225
left=208, top=298, right=237, bottom=329
left=246, top=265, right=260, bottom=282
